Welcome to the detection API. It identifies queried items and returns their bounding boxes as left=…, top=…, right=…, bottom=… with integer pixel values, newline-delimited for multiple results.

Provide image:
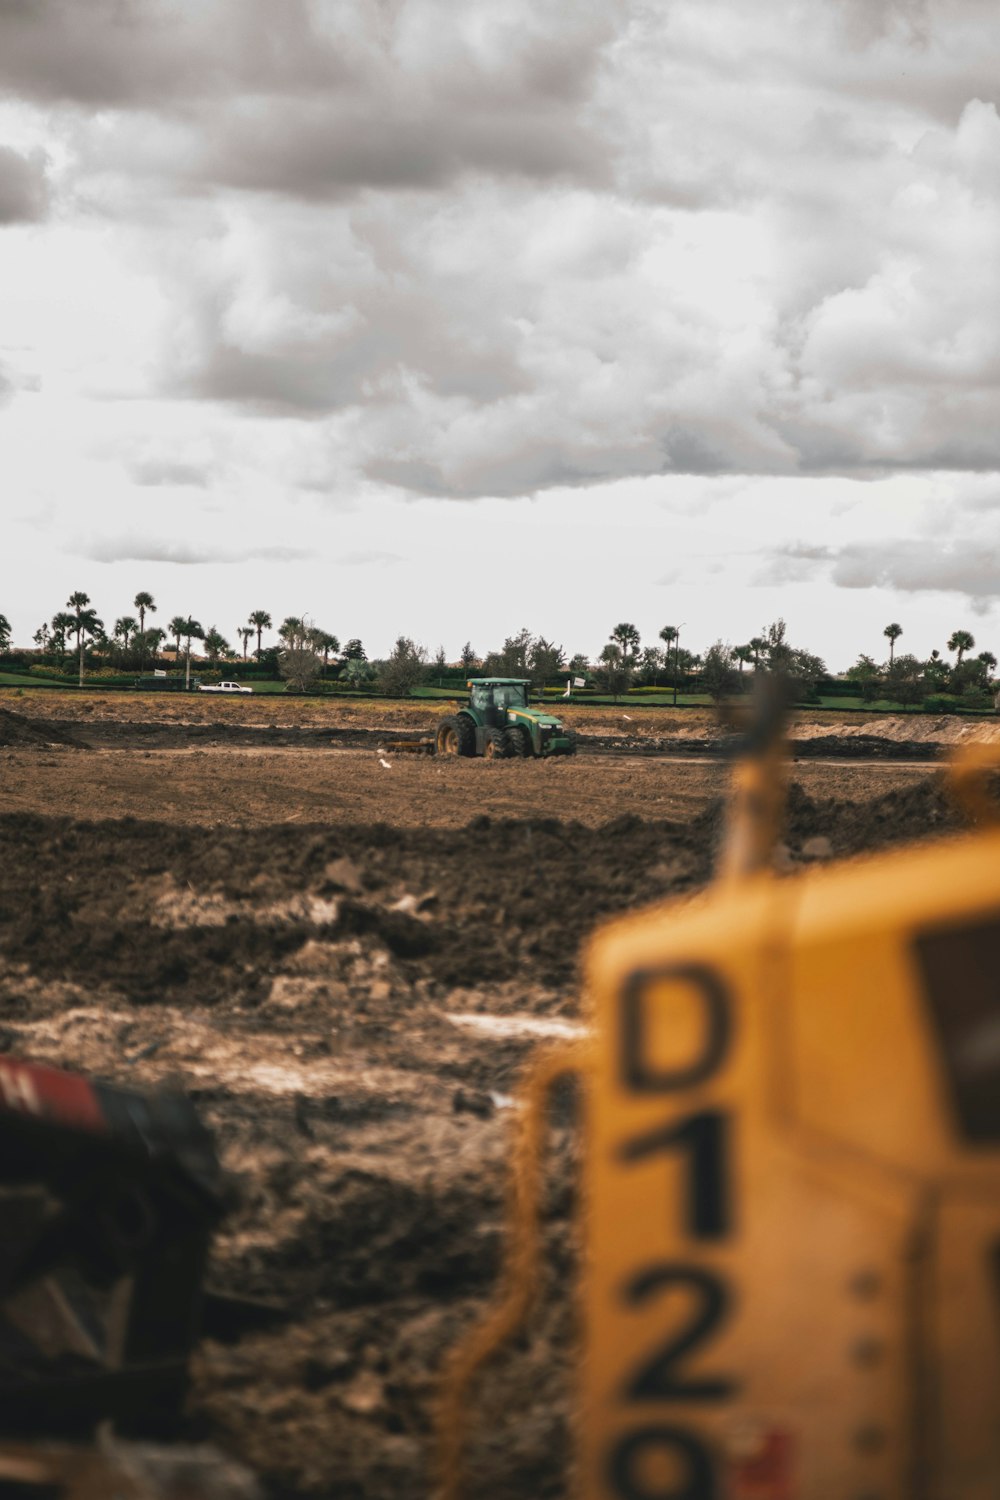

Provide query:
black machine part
left=0, top=1055, right=231, bottom=1439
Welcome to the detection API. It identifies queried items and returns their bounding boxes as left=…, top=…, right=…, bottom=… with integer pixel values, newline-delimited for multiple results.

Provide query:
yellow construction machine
left=440, top=680, right=1000, bottom=1499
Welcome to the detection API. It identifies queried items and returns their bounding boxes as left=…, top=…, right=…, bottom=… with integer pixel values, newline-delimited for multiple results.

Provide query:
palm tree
left=734, top=645, right=753, bottom=674
left=67, top=592, right=104, bottom=686
left=168, top=615, right=187, bottom=658
left=659, top=623, right=684, bottom=705
left=598, top=642, right=629, bottom=703
left=0, top=613, right=10, bottom=652
left=50, top=611, right=75, bottom=656
left=179, top=617, right=204, bottom=689
left=33, top=623, right=50, bottom=650
left=114, top=616, right=138, bottom=651
left=748, top=635, right=766, bottom=668
left=141, top=627, right=166, bottom=664
left=203, top=626, right=229, bottom=661
left=133, top=591, right=156, bottom=635
left=924, top=648, right=948, bottom=688
left=883, top=622, right=903, bottom=665
left=238, top=626, right=253, bottom=660
left=659, top=626, right=678, bottom=687
left=611, top=622, right=641, bottom=664
left=278, top=616, right=306, bottom=649
left=134, top=591, right=156, bottom=668
left=248, top=610, right=272, bottom=658
left=311, top=630, right=339, bottom=675
left=976, top=651, right=997, bottom=686
left=948, top=629, right=975, bottom=665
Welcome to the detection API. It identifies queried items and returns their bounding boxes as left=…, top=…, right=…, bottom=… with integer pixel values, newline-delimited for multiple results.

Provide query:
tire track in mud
left=21, top=713, right=959, bottom=761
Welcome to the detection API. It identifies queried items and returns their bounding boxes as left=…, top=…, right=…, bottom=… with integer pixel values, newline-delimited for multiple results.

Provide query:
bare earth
left=0, top=743, right=938, bottom=828
left=0, top=691, right=981, bottom=1498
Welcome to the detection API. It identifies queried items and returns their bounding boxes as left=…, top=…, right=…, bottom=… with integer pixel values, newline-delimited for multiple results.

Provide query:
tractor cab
left=469, top=678, right=530, bottom=727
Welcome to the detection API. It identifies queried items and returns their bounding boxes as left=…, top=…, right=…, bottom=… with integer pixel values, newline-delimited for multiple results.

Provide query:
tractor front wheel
left=562, top=728, right=578, bottom=755
left=436, top=715, right=474, bottom=757
left=483, top=728, right=508, bottom=761
left=503, top=726, right=528, bottom=758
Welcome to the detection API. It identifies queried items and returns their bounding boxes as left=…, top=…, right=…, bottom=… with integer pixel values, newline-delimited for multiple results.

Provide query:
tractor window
left=471, top=684, right=491, bottom=712
left=493, top=684, right=528, bottom=709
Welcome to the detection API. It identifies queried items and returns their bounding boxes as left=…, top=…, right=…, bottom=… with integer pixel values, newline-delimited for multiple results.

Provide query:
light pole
left=673, top=622, right=686, bottom=707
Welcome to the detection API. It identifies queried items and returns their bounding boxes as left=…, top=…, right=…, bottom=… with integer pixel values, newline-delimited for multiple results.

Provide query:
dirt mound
left=792, top=713, right=1000, bottom=745
left=689, top=772, right=962, bottom=865
left=786, top=775, right=963, bottom=850
left=0, top=812, right=700, bottom=1007
left=0, top=707, right=85, bottom=749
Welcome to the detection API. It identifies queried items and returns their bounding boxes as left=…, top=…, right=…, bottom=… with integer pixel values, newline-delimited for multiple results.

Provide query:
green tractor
left=435, top=678, right=577, bottom=760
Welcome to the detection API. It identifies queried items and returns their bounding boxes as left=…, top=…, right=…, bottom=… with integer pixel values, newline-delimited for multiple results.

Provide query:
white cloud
left=76, top=535, right=310, bottom=565
left=339, top=550, right=403, bottom=566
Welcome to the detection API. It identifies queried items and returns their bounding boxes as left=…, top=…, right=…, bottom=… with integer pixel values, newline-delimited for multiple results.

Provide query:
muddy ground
left=0, top=692, right=980, bottom=1498
left=8, top=687, right=999, bottom=759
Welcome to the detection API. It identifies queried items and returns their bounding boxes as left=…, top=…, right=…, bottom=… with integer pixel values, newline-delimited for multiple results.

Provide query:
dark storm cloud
left=81, top=535, right=309, bottom=565
left=203, top=103, right=608, bottom=198
left=0, top=144, right=47, bottom=222
left=0, top=0, right=615, bottom=194
left=0, top=0, right=347, bottom=106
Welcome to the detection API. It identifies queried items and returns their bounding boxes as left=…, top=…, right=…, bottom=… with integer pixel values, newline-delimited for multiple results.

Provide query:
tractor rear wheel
left=436, top=715, right=474, bottom=757
left=483, top=728, right=508, bottom=760
left=503, top=726, right=528, bottom=758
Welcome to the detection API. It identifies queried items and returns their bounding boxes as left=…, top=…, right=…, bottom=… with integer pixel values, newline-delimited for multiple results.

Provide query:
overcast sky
left=1, top=0, right=998, bottom=668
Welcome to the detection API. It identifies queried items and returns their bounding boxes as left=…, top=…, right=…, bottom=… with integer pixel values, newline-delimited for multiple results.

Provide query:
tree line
left=362, top=617, right=998, bottom=707
left=0, top=597, right=995, bottom=707
left=842, top=622, right=997, bottom=709
left=2, top=594, right=350, bottom=689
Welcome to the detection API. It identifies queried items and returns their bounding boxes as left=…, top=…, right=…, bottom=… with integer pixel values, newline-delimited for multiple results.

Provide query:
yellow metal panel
left=932, top=1198, right=1000, bottom=1496
left=583, top=878, right=915, bottom=1499
left=581, top=827, right=1000, bottom=1498
left=789, top=828, right=1000, bottom=1182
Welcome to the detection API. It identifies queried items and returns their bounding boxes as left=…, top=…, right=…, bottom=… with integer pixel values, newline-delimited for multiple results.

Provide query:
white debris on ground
left=445, top=1011, right=589, bottom=1041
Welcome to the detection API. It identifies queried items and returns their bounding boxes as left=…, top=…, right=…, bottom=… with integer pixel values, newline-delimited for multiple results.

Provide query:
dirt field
left=0, top=691, right=980, bottom=1497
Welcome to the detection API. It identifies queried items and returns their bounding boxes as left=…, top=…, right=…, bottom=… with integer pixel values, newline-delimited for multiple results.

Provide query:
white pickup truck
left=197, top=681, right=254, bottom=694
